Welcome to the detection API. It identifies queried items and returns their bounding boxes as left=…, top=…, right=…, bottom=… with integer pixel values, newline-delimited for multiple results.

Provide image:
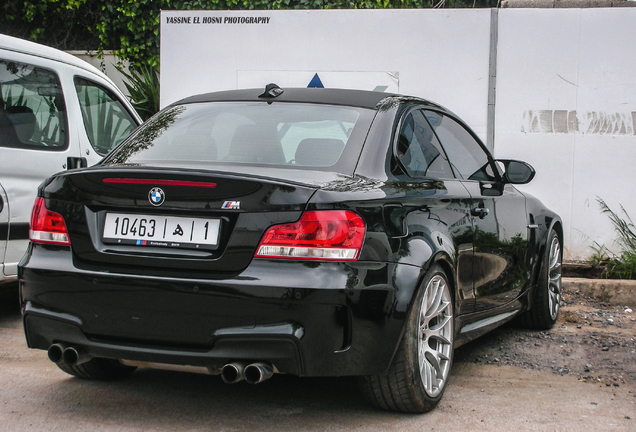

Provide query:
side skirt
left=453, top=286, right=534, bottom=348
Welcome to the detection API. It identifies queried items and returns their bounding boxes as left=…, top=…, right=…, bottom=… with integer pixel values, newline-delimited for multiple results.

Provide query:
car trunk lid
left=42, top=167, right=319, bottom=274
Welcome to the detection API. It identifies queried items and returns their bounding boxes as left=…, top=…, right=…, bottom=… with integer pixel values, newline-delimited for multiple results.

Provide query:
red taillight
left=29, top=197, right=71, bottom=246
left=255, top=210, right=366, bottom=261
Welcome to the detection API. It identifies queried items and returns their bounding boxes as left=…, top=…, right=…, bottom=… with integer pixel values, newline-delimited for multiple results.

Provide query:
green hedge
left=1, top=0, right=497, bottom=68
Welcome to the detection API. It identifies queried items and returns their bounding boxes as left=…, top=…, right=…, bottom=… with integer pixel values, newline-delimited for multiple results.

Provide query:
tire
left=518, top=229, right=562, bottom=330
left=55, top=358, right=137, bottom=380
left=359, top=264, right=454, bottom=413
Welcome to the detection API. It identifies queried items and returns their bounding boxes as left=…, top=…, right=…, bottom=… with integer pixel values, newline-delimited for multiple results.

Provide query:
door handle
left=67, top=157, right=88, bottom=170
left=471, top=207, right=489, bottom=219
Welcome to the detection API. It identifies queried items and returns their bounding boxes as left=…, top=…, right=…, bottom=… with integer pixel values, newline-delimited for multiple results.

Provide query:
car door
left=425, top=110, right=530, bottom=312
left=72, top=76, right=139, bottom=164
left=0, top=55, right=72, bottom=279
left=0, top=55, right=140, bottom=282
left=0, top=184, right=7, bottom=272
left=393, top=108, right=475, bottom=315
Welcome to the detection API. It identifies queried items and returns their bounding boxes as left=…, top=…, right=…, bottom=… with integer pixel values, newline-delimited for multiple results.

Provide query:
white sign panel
left=160, top=9, right=492, bottom=140
left=237, top=70, right=399, bottom=93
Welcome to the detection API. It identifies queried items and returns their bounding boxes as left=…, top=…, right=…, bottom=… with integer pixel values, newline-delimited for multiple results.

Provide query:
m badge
left=222, top=201, right=240, bottom=210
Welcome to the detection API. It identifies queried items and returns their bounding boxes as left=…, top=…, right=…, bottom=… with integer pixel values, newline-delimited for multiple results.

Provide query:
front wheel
left=518, top=229, right=562, bottom=329
left=359, top=264, right=454, bottom=413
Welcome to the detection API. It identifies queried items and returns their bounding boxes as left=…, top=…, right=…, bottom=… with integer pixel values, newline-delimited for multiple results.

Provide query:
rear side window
left=425, top=111, right=496, bottom=182
left=74, top=77, right=138, bottom=155
left=396, top=110, right=454, bottom=179
left=0, top=59, right=67, bottom=150
left=104, top=102, right=374, bottom=174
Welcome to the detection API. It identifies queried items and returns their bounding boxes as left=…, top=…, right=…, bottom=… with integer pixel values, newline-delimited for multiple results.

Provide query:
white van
left=0, top=34, right=142, bottom=288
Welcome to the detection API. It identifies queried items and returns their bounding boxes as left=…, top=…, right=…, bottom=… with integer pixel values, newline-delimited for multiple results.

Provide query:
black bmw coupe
left=19, top=85, right=562, bottom=413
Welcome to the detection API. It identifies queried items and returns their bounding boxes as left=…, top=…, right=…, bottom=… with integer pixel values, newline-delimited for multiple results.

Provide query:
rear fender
left=382, top=251, right=456, bottom=374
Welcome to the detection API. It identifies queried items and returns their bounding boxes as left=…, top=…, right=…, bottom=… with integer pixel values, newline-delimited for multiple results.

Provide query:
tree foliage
left=1, top=0, right=498, bottom=68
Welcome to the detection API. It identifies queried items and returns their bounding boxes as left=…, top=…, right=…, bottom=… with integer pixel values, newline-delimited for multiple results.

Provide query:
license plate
left=102, top=213, right=220, bottom=250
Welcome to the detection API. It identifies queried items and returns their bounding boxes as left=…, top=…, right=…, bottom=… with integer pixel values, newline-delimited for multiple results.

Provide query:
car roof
left=0, top=33, right=110, bottom=81
left=174, top=87, right=448, bottom=112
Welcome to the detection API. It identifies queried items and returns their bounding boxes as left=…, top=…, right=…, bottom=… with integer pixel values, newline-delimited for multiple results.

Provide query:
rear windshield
left=103, top=102, right=375, bottom=174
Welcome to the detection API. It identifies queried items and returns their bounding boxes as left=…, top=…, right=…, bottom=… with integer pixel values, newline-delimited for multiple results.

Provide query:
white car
left=0, top=34, right=142, bottom=288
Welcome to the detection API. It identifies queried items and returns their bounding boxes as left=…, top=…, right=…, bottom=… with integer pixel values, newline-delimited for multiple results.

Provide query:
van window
left=0, top=59, right=67, bottom=150
left=74, top=77, right=137, bottom=155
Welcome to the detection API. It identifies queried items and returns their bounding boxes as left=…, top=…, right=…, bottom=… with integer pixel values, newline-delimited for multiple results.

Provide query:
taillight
left=29, top=197, right=71, bottom=246
left=255, top=210, right=366, bottom=261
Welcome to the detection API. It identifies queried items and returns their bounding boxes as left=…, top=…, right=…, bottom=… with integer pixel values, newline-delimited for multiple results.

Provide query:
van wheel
left=359, top=264, right=454, bottom=413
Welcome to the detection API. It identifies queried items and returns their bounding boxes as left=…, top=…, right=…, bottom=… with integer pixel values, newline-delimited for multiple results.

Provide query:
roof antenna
left=259, top=83, right=284, bottom=99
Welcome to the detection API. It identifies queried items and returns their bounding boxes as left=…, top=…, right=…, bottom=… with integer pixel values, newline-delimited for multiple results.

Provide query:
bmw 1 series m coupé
left=19, top=85, right=562, bottom=413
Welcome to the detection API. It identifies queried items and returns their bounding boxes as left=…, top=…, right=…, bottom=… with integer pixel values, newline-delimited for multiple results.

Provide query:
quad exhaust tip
left=62, top=346, right=91, bottom=366
left=47, top=343, right=66, bottom=364
left=244, top=362, right=274, bottom=385
left=221, top=362, right=274, bottom=384
left=48, top=345, right=274, bottom=383
left=47, top=344, right=92, bottom=367
left=221, top=362, right=247, bottom=384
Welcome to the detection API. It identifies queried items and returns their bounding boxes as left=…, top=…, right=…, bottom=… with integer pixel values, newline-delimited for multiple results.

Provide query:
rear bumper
left=24, top=309, right=304, bottom=374
left=20, top=246, right=423, bottom=377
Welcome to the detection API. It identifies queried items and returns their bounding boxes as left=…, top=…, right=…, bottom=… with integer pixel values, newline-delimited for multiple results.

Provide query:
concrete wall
left=494, top=8, right=636, bottom=259
left=67, top=51, right=131, bottom=97
left=159, top=8, right=636, bottom=260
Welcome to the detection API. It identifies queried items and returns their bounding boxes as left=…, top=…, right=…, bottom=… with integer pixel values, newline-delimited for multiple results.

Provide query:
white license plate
left=103, top=213, right=220, bottom=250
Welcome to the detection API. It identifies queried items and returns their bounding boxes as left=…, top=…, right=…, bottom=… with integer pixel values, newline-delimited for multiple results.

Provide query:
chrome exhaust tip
left=62, top=346, right=91, bottom=367
left=221, top=362, right=247, bottom=384
left=244, top=362, right=274, bottom=385
left=47, top=343, right=67, bottom=364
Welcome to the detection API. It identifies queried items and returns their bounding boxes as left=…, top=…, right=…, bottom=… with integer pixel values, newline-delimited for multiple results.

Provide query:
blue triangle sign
left=307, top=73, right=324, bottom=88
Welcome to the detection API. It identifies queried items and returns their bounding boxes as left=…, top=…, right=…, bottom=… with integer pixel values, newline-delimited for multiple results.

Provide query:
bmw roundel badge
left=149, top=187, right=165, bottom=206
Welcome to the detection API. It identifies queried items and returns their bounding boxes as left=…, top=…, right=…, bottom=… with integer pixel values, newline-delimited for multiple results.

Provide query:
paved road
left=0, top=291, right=634, bottom=431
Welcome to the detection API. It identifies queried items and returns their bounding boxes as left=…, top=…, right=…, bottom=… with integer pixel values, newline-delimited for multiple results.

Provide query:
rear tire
left=359, top=264, right=454, bottom=413
left=518, top=229, right=562, bottom=330
left=55, top=358, right=137, bottom=380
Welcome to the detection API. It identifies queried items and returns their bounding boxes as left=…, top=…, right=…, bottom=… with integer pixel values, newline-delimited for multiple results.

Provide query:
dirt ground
left=455, top=288, right=636, bottom=390
left=0, top=284, right=634, bottom=431
left=2, top=283, right=635, bottom=390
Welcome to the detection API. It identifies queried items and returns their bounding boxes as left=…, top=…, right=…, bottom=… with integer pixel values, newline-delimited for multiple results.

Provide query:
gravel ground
left=455, top=288, right=636, bottom=389
left=0, top=284, right=634, bottom=430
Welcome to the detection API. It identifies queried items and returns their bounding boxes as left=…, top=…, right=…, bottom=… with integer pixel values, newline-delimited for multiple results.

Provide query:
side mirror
left=497, top=159, right=536, bottom=185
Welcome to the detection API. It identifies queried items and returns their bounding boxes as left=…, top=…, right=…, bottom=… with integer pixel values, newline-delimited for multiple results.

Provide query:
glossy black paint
left=19, top=88, right=562, bottom=377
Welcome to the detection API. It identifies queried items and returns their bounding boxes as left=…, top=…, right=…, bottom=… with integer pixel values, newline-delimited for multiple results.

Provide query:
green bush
left=588, top=198, right=636, bottom=280
left=117, top=64, right=160, bottom=120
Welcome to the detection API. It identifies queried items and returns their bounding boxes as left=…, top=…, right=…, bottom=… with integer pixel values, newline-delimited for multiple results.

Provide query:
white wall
left=495, top=8, right=636, bottom=259
left=160, top=9, right=493, bottom=139
left=160, top=8, right=636, bottom=260
left=68, top=51, right=131, bottom=97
